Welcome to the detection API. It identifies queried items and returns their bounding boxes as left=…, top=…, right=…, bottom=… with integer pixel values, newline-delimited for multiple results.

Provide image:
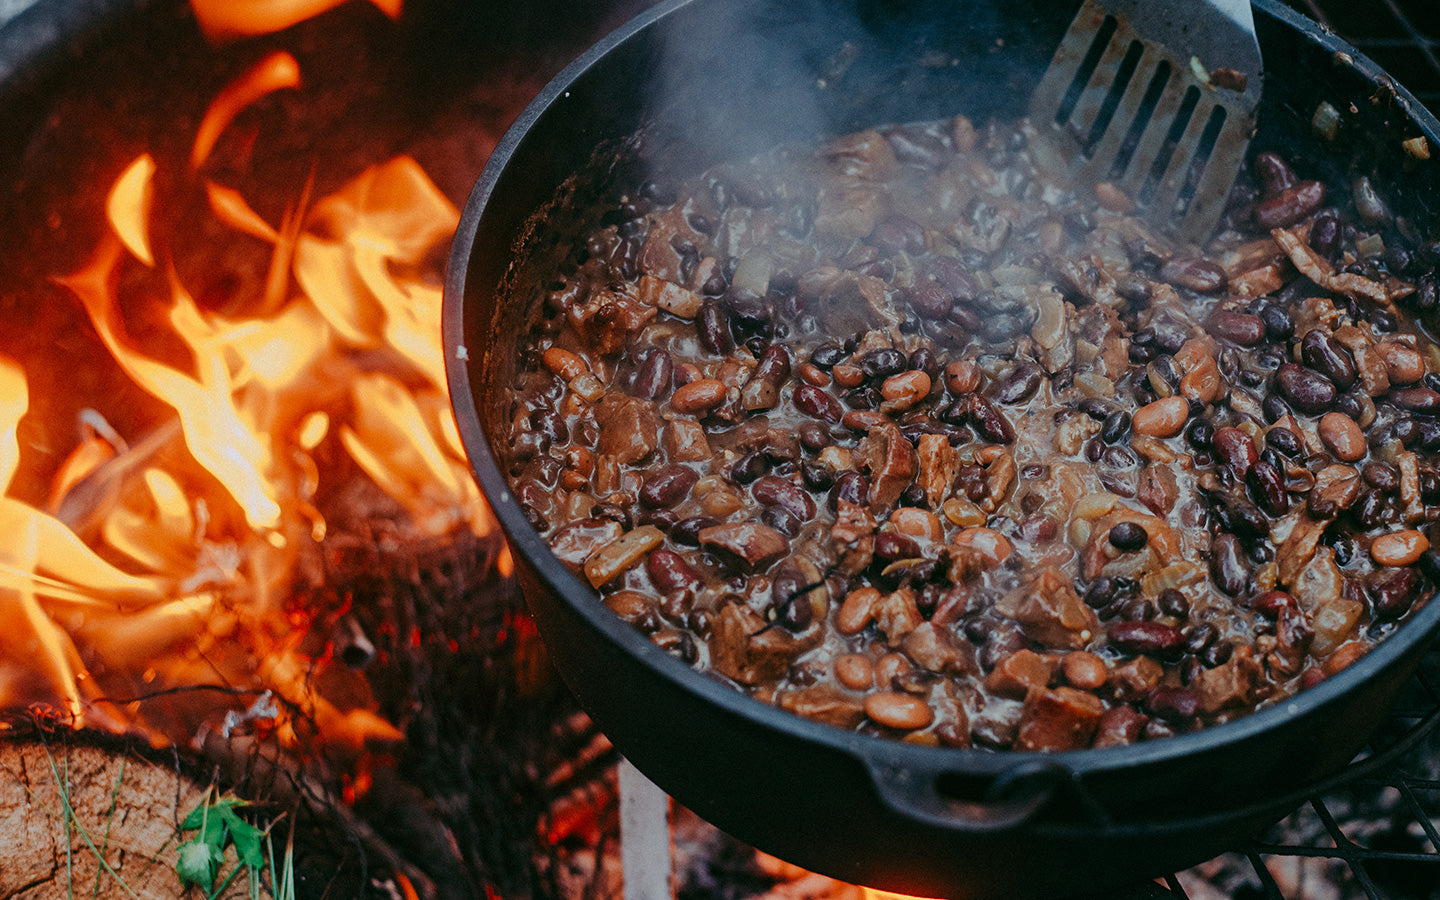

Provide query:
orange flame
left=4, top=33, right=486, bottom=754
left=191, top=0, right=402, bottom=42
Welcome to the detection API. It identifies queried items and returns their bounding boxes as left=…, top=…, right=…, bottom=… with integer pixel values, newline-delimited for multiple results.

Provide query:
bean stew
left=503, top=114, right=1440, bottom=752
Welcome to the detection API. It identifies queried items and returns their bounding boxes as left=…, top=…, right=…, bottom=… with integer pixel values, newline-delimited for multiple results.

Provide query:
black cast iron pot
left=444, top=1, right=1440, bottom=896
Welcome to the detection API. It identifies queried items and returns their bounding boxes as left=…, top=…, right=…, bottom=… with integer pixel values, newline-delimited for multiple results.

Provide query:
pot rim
left=444, top=0, right=1440, bottom=804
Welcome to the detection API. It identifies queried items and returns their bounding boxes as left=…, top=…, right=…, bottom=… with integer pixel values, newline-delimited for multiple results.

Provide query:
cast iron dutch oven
left=445, top=0, right=1440, bottom=896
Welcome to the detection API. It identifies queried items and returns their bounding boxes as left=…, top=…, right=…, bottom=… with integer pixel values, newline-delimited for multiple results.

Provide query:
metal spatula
left=1029, top=0, right=1263, bottom=244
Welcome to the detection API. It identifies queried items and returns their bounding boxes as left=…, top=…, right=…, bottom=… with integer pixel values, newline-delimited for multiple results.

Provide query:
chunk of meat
left=595, top=394, right=662, bottom=464
left=916, top=433, right=960, bottom=507
left=1016, top=687, right=1104, bottom=751
left=710, top=602, right=819, bottom=686
left=663, top=416, right=711, bottom=462
left=548, top=517, right=624, bottom=573
left=1108, top=656, right=1163, bottom=702
left=901, top=622, right=978, bottom=676
left=778, top=684, right=866, bottom=730
left=984, top=648, right=1054, bottom=699
left=856, top=421, right=918, bottom=511
left=1194, top=645, right=1262, bottom=714
left=997, top=566, right=1099, bottom=650
left=1080, top=507, right=1182, bottom=581
left=831, top=499, right=877, bottom=575
left=874, top=587, right=925, bottom=641
left=699, top=522, right=788, bottom=571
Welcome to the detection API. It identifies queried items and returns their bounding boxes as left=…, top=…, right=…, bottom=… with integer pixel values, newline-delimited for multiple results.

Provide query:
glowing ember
left=0, top=3, right=496, bottom=758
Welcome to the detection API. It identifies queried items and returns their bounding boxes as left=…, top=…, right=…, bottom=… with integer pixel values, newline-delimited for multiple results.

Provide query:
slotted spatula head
left=1030, top=0, right=1263, bottom=244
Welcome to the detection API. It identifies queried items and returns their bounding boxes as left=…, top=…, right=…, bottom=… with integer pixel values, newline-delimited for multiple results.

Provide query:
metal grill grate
left=1154, top=647, right=1440, bottom=899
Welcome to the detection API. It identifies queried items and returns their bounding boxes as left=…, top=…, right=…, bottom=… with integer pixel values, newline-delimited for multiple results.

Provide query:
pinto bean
left=1377, top=341, right=1426, bottom=385
left=1371, top=529, right=1430, bottom=566
left=1318, top=412, right=1366, bottom=462
left=671, top=379, right=727, bottom=414
left=1131, top=396, right=1190, bottom=438
left=881, top=370, right=932, bottom=413
left=865, top=691, right=935, bottom=730
left=944, top=359, right=981, bottom=394
left=838, top=586, right=882, bottom=634
left=835, top=654, right=875, bottom=690
left=542, top=346, right=589, bottom=380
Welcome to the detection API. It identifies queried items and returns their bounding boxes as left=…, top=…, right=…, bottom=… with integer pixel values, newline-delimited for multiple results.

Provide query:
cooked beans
left=510, top=116, right=1440, bottom=754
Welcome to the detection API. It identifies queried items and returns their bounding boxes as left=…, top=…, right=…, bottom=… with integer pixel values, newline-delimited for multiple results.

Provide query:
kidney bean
left=967, top=394, right=1016, bottom=444
left=1212, top=426, right=1258, bottom=480
left=1276, top=363, right=1336, bottom=414
left=730, top=450, right=771, bottom=484
left=1255, top=151, right=1298, bottom=198
left=640, top=465, right=699, bottom=508
left=761, top=505, right=802, bottom=536
left=794, top=384, right=843, bottom=423
left=1370, top=567, right=1421, bottom=619
left=1184, top=622, right=1219, bottom=655
left=1132, top=396, right=1190, bottom=438
left=830, top=470, right=869, bottom=512
left=906, top=281, right=951, bottom=319
left=1147, top=686, right=1201, bottom=723
left=1161, top=257, right=1227, bottom=293
left=1253, top=180, right=1326, bottom=229
left=646, top=548, right=700, bottom=594
left=1206, top=310, right=1265, bottom=345
left=1109, top=620, right=1183, bottom=655
left=752, top=475, right=817, bottom=522
left=1371, top=529, right=1430, bottom=566
left=989, top=362, right=1043, bottom=404
left=632, top=349, right=674, bottom=400
left=1250, top=589, right=1296, bottom=618
left=1247, top=459, right=1289, bottom=516
left=1210, top=533, right=1250, bottom=595
left=697, top=302, right=733, bottom=355
left=1300, top=330, right=1357, bottom=390
left=1393, top=387, right=1440, bottom=415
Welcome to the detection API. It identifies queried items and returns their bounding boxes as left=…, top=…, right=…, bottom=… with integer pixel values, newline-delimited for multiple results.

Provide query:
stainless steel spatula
left=1030, top=0, right=1263, bottom=244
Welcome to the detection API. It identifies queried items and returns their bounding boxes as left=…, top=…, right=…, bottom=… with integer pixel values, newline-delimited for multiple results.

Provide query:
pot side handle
left=863, top=757, right=1073, bottom=832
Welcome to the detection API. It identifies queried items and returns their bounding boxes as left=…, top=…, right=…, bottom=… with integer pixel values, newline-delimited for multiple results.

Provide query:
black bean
left=1362, top=462, right=1400, bottom=492
left=1084, top=436, right=1105, bottom=463
left=801, top=461, right=834, bottom=490
left=1084, top=577, right=1123, bottom=608
left=1308, top=212, right=1341, bottom=261
left=1158, top=588, right=1190, bottom=619
left=1275, top=362, right=1337, bottom=414
left=811, top=344, right=845, bottom=368
left=528, top=408, right=568, bottom=445
left=673, top=516, right=718, bottom=546
left=1300, top=329, right=1357, bottom=390
left=869, top=215, right=926, bottom=256
left=1101, top=410, right=1132, bottom=444
left=1102, top=445, right=1138, bottom=469
left=1419, top=549, right=1440, bottom=584
left=1355, top=488, right=1392, bottom=529
left=860, top=348, right=907, bottom=381
left=1255, top=151, right=1298, bottom=198
left=1262, top=394, right=1293, bottom=424
left=1078, top=397, right=1117, bottom=420
left=1108, top=522, right=1148, bottom=551
left=1266, top=426, right=1302, bottom=458
left=1184, top=622, right=1219, bottom=654
left=1185, top=418, right=1216, bottom=449
left=909, top=348, right=940, bottom=382
left=1201, top=639, right=1233, bottom=668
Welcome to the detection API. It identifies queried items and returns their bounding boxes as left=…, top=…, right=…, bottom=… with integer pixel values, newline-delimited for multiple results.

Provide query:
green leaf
left=176, top=838, right=224, bottom=889
left=226, top=817, right=265, bottom=869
